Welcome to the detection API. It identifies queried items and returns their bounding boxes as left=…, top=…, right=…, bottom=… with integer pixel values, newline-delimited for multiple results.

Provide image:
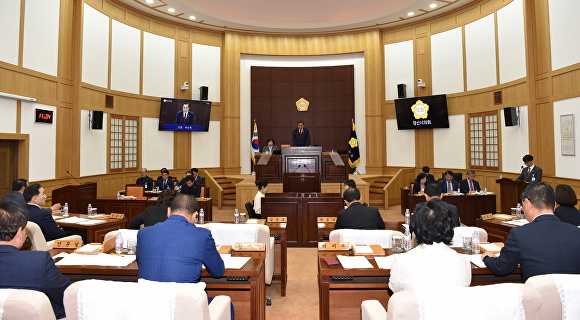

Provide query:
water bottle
left=403, top=227, right=412, bottom=251
left=115, top=231, right=123, bottom=254
left=144, top=182, right=148, bottom=190
left=117, top=191, right=121, bottom=200
left=472, top=230, right=480, bottom=254
left=483, top=187, right=488, bottom=195
left=234, top=209, right=240, bottom=224
left=62, top=203, right=69, bottom=217
left=404, top=209, right=411, bottom=225
left=516, top=203, right=522, bottom=218
left=87, top=204, right=93, bottom=217
left=199, top=208, right=204, bottom=224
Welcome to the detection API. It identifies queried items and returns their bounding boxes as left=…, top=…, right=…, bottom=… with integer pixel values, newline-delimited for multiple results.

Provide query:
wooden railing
left=384, top=168, right=416, bottom=207
left=202, top=170, right=224, bottom=209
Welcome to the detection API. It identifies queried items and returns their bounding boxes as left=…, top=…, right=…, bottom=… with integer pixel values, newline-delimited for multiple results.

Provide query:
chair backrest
left=245, top=202, right=257, bottom=218
left=0, top=289, right=56, bottom=320
left=526, top=274, right=580, bottom=320
left=24, top=221, right=49, bottom=251
left=126, top=184, right=145, bottom=197
left=450, top=227, right=488, bottom=247
left=328, top=229, right=404, bottom=248
left=386, top=283, right=541, bottom=320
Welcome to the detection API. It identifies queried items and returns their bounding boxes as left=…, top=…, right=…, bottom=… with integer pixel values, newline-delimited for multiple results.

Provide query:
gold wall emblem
left=296, top=98, right=309, bottom=111
left=411, top=100, right=429, bottom=119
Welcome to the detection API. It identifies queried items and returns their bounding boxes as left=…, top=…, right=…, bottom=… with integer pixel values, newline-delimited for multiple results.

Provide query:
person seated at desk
left=254, top=180, right=269, bottom=215
left=156, top=169, right=174, bottom=191
left=334, top=188, right=384, bottom=230
left=292, top=120, right=311, bottom=146
left=554, top=184, right=580, bottom=226
left=413, top=173, right=427, bottom=194
left=344, top=179, right=356, bottom=190
left=156, top=168, right=173, bottom=183
left=191, top=168, right=205, bottom=188
left=176, top=170, right=192, bottom=189
left=24, top=184, right=66, bottom=241
left=0, top=202, right=71, bottom=319
left=1, top=178, right=28, bottom=208
left=262, top=138, right=278, bottom=153
left=439, top=170, right=459, bottom=193
left=180, top=176, right=202, bottom=198
left=414, top=182, right=460, bottom=227
left=482, top=182, right=580, bottom=282
left=459, top=169, right=481, bottom=194
left=422, top=166, right=435, bottom=181
left=129, top=189, right=176, bottom=229
left=389, top=199, right=471, bottom=293
left=136, top=168, right=154, bottom=191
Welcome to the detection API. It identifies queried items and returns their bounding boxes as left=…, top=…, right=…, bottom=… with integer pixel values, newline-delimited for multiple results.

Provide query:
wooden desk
left=267, top=222, right=288, bottom=297
left=405, top=193, right=497, bottom=226
left=317, top=220, right=405, bottom=242
left=53, top=250, right=266, bottom=320
left=54, top=213, right=126, bottom=243
left=255, top=153, right=350, bottom=183
left=317, top=248, right=521, bottom=320
left=476, top=218, right=517, bottom=242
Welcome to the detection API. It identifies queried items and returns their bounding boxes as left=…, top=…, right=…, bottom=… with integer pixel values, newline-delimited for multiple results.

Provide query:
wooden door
left=0, top=141, right=18, bottom=197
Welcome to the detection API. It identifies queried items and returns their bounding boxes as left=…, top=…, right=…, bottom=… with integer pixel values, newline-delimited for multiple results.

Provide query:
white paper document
left=76, top=220, right=107, bottom=226
left=58, top=217, right=89, bottom=223
left=245, top=219, right=259, bottom=224
left=52, top=215, right=62, bottom=220
left=55, top=253, right=136, bottom=267
left=468, top=254, right=486, bottom=268
left=337, top=255, right=374, bottom=269
left=480, top=243, right=503, bottom=253
left=219, top=254, right=250, bottom=269
left=374, top=256, right=395, bottom=269
left=503, top=219, right=529, bottom=226
left=353, top=245, right=373, bottom=254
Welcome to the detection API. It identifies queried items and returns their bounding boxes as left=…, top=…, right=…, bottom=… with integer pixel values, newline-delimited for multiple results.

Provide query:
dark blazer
left=135, top=176, right=154, bottom=190
left=262, top=145, right=278, bottom=153
left=129, top=202, right=170, bottom=229
left=175, top=111, right=195, bottom=125
left=426, top=174, right=435, bottom=181
left=292, top=128, right=311, bottom=146
left=439, top=179, right=459, bottom=193
left=137, top=215, right=225, bottom=282
left=1, top=191, right=27, bottom=208
left=459, top=179, right=481, bottom=193
left=412, top=181, right=425, bottom=194
left=414, top=198, right=460, bottom=227
left=483, top=214, right=580, bottom=282
left=516, top=165, right=543, bottom=182
left=156, top=177, right=174, bottom=191
left=334, top=202, right=385, bottom=230
left=554, top=205, right=580, bottom=226
left=27, top=204, right=66, bottom=241
left=0, top=245, right=71, bottom=319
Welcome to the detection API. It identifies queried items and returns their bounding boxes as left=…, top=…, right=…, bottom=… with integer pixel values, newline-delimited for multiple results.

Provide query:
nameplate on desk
left=481, top=213, right=494, bottom=220
left=110, top=213, right=125, bottom=219
left=267, top=217, right=287, bottom=223
left=54, top=240, right=83, bottom=249
left=234, top=242, right=266, bottom=251
left=318, top=242, right=349, bottom=251
left=217, top=245, right=232, bottom=254
left=317, top=217, right=337, bottom=223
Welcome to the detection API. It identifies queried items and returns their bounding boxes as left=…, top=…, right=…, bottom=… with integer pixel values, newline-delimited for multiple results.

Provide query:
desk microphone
left=303, top=164, right=312, bottom=173
left=519, top=165, right=524, bottom=174
left=293, top=165, right=301, bottom=173
left=66, top=171, right=82, bottom=184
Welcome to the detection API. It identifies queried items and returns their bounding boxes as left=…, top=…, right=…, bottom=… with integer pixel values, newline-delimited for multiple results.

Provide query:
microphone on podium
left=293, top=165, right=302, bottom=173
left=66, top=170, right=82, bottom=184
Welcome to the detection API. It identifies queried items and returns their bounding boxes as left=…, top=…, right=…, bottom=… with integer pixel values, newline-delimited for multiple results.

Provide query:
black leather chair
left=245, top=202, right=257, bottom=219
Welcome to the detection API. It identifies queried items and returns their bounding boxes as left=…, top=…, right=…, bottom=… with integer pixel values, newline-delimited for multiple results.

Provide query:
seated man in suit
left=482, top=182, right=580, bottom=282
left=0, top=202, right=71, bottom=319
left=262, top=138, right=278, bottom=153
left=439, top=170, right=459, bottom=193
left=414, top=182, right=460, bottom=227
left=291, top=120, right=311, bottom=146
left=135, top=168, right=154, bottom=191
left=180, top=176, right=202, bottom=198
left=175, top=102, right=195, bottom=125
left=175, top=170, right=192, bottom=189
left=422, top=166, right=435, bottom=181
left=130, top=189, right=176, bottom=229
left=334, top=188, right=384, bottom=230
left=1, top=178, right=28, bottom=208
left=459, top=170, right=481, bottom=194
left=156, top=169, right=174, bottom=191
left=516, top=154, right=543, bottom=182
left=191, top=168, right=205, bottom=188
left=137, top=193, right=224, bottom=282
left=24, top=184, right=66, bottom=241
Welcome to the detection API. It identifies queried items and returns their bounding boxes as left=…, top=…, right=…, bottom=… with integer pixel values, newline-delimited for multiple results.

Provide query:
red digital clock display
left=35, top=109, right=53, bottom=124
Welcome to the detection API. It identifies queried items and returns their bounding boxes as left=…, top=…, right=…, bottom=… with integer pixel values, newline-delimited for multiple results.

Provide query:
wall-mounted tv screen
left=158, top=98, right=212, bottom=132
left=394, top=94, right=449, bottom=130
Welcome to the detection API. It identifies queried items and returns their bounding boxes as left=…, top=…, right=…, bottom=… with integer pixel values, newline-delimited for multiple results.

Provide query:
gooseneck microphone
left=66, top=170, right=82, bottom=184
left=293, top=165, right=302, bottom=173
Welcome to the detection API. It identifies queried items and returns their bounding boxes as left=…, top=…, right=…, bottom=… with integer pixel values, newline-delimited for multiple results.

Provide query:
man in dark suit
left=1, top=178, right=28, bottom=208
left=156, top=169, right=174, bottom=191
left=0, top=202, right=71, bottom=319
left=516, top=154, right=543, bottom=182
left=482, top=182, right=580, bottom=282
left=175, top=102, right=195, bottom=125
left=135, top=168, right=154, bottom=190
left=23, top=184, right=66, bottom=241
left=137, top=194, right=224, bottom=282
left=459, top=170, right=481, bottom=193
left=334, top=188, right=385, bottom=230
left=291, top=120, right=311, bottom=146
left=414, top=182, right=460, bottom=227
left=129, top=189, right=176, bottom=229
left=422, top=166, right=435, bottom=181
left=439, top=170, right=459, bottom=193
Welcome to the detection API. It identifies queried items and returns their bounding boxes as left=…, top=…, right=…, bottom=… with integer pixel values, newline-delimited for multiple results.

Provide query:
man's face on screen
left=183, top=104, right=189, bottom=113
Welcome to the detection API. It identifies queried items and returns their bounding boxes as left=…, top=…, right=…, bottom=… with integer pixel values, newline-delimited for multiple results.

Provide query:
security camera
left=417, top=79, right=426, bottom=87
left=180, top=82, right=190, bottom=90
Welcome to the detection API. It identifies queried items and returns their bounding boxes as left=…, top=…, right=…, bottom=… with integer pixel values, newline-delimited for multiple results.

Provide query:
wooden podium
left=283, top=173, right=321, bottom=192
left=496, top=178, right=527, bottom=214
left=52, top=182, right=97, bottom=214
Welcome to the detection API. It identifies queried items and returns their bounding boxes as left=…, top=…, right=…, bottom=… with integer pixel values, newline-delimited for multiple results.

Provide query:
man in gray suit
left=516, top=154, right=542, bottom=182
left=1, top=179, right=28, bottom=208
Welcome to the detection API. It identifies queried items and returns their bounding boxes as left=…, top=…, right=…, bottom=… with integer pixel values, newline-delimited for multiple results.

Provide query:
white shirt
left=389, top=242, right=471, bottom=293
left=253, top=191, right=265, bottom=214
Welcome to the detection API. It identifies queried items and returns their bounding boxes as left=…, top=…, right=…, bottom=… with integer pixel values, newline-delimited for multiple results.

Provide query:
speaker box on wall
left=397, top=84, right=407, bottom=99
left=504, top=107, right=518, bottom=126
left=200, top=86, right=209, bottom=100
left=91, top=111, right=103, bottom=130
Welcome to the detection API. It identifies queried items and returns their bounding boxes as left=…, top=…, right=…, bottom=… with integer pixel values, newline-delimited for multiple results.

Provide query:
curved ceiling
left=115, top=0, right=476, bottom=34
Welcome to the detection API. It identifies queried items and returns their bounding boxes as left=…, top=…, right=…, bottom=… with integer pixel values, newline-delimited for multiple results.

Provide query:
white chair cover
left=207, top=223, right=259, bottom=246
left=549, top=274, right=580, bottom=320
left=0, top=289, right=15, bottom=319
left=339, top=229, right=393, bottom=248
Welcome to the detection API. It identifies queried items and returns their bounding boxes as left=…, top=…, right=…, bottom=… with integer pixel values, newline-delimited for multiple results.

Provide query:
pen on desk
left=110, top=253, right=124, bottom=257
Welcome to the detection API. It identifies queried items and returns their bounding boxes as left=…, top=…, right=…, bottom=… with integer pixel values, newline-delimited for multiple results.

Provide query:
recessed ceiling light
left=189, top=15, right=196, bottom=20
left=430, top=3, right=437, bottom=9
left=146, top=0, right=153, bottom=3
left=407, top=12, right=415, bottom=16
left=168, top=8, right=175, bottom=13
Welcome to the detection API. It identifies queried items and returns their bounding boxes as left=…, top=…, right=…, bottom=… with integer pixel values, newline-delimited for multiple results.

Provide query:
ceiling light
left=168, top=8, right=175, bottom=13
left=430, top=3, right=437, bottom=9
left=189, top=15, right=196, bottom=20
left=407, top=12, right=415, bottom=16
left=146, top=0, right=153, bottom=4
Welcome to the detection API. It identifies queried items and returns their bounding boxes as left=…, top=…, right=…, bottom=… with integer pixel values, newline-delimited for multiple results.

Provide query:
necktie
left=300, top=130, right=302, bottom=135
left=469, top=180, right=474, bottom=192
left=163, top=180, right=166, bottom=188
left=448, top=181, right=452, bottom=192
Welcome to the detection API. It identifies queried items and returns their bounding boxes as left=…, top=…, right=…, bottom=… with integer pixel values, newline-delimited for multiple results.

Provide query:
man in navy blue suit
left=0, top=202, right=71, bottom=319
left=1, top=179, right=28, bottom=208
left=175, top=102, right=195, bottom=125
left=482, top=182, right=580, bottom=282
left=439, top=170, right=459, bottom=193
left=291, top=120, right=311, bottom=146
left=24, top=184, right=66, bottom=241
left=137, top=193, right=224, bottom=282
left=459, top=170, right=481, bottom=193
left=414, top=182, right=460, bottom=227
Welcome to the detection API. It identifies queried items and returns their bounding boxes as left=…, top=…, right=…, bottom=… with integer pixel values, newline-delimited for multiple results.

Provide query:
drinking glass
left=392, top=236, right=403, bottom=252
left=126, top=240, right=136, bottom=255
left=462, top=236, right=472, bottom=252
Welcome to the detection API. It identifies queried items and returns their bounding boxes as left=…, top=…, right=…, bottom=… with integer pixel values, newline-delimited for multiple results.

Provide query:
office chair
left=0, top=289, right=56, bottom=320
left=24, top=221, right=82, bottom=251
left=245, top=202, right=257, bottom=218
left=526, top=274, right=580, bottom=320
left=125, top=184, right=145, bottom=197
